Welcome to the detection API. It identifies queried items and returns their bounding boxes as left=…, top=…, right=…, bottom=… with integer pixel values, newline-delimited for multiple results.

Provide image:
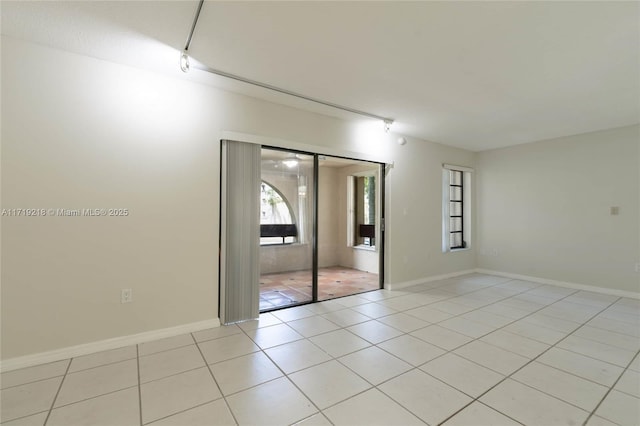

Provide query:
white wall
left=1, top=36, right=476, bottom=360
left=386, top=138, right=477, bottom=284
left=476, top=125, right=640, bottom=293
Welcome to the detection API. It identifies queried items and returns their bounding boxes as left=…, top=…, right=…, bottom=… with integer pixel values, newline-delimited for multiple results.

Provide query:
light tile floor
left=2, top=274, right=639, bottom=425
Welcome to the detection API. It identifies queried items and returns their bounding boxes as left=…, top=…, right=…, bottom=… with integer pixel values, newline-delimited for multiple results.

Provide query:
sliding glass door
left=257, top=147, right=384, bottom=312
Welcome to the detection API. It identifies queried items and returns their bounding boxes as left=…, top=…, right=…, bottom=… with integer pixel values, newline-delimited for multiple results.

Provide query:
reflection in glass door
left=259, top=148, right=314, bottom=310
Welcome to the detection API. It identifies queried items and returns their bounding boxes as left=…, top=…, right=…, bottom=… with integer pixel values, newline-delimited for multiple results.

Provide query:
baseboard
left=386, top=269, right=477, bottom=290
left=475, top=268, right=640, bottom=300
left=0, top=318, right=221, bottom=373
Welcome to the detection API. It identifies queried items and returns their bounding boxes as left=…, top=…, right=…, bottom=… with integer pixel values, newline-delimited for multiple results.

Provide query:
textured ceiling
left=2, top=1, right=639, bottom=151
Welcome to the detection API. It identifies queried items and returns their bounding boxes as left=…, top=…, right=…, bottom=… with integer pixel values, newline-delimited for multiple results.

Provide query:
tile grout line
left=533, top=353, right=626, bottom=389
left=191, top=331, right=241, bottom=426
left=582, top=349, right=640, bottom=426
left=236, top=318, right=330, bottom=425
left=143, top=399, right=230, bottom=426
left=136, top=344, right=143, bottom=426
left=358, top=366, right=438, bottom=424
left=42, top=356, right=72, bottom=426
left=139, top=363, right=214, bottom=387
left=0, top=373, right=68, bottom=392
left=42, top=385, right=140, bottom=412
left=566, top=327, right=640, bottom=352
left=474, top=400, right=526, bottom=426
left=2, top=384, right=141, bottom=424
left=64, top=355, right=138, bottom=376
left=5, top=347, right=144, bottom=414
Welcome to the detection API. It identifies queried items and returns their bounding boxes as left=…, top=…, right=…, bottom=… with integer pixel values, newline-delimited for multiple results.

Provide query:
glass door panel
left=259, top=148, right=314, bottom=310
left=317, top=156, right=381, bottom=301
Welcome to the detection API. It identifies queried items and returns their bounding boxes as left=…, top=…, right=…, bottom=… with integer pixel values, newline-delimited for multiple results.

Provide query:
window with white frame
left=442, top=164, right=472, bottom=252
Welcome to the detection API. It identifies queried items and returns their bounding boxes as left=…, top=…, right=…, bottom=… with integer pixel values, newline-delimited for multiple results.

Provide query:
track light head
left=180, top=50, right=190, bottom=73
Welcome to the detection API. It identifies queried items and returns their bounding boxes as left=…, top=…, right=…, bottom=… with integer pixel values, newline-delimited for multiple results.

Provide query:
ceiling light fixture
left=180, top=50, right=190, bottom=73
left=180, top=0, right=394, bottom=130
left=179, top=0, right=204, bottom=73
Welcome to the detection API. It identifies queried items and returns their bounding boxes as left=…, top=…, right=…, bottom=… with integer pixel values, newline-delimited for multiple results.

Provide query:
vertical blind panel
left=449, top=186, right=462, bottom=201
left=450, top=202, right=462, bottom=216
left=450, top=233, right=463, bottom=248
left=221, top=140, right=260, bottom=324
left=450, top=217, right=462, bottom=232
left=450, top=170, right=462, bottom=185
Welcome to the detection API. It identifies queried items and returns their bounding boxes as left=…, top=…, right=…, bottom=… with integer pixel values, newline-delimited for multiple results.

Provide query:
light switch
left=610, top=206, right=620, bottom=215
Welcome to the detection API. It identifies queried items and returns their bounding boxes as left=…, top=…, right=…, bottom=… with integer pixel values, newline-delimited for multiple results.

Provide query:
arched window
left=260, top=181, right=297, bottom=245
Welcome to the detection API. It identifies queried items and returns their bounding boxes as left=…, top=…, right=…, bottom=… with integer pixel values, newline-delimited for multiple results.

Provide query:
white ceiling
left=2, top=1, right=639, bottom=151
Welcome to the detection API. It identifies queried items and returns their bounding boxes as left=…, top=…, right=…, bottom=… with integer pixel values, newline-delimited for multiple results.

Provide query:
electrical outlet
left=635, top=263, right=640, bottom=273
left=121, top=288, right=133, bottom=303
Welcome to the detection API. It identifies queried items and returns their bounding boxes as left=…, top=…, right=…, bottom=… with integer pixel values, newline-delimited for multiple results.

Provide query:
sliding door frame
left=379, top=163, right=386, bottom=290
left=312, top=154, right=320, bottom=302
